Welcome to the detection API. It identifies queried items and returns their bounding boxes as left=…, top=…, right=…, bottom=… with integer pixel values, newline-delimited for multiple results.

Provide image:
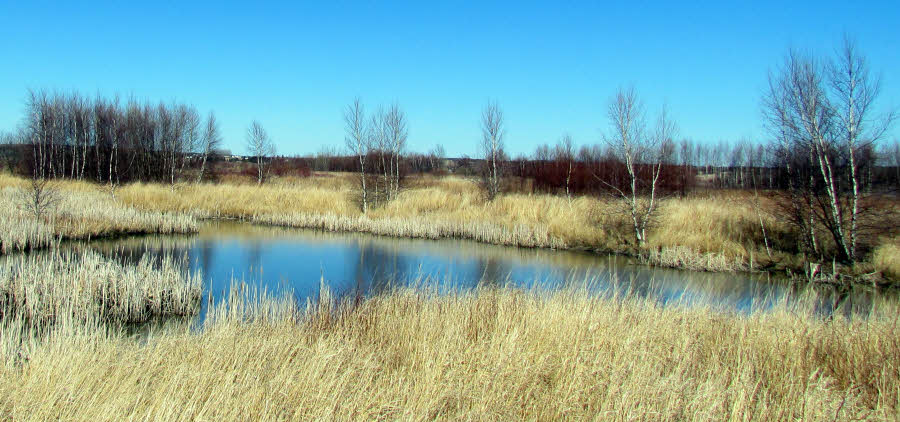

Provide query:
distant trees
left=197, top=112, right=222, bottom=183
left=599, top=87, right=676, bottom=248
left=15, top=89, right=215, bottom=185
left=246, top=121, right=276, bottom=185
left=428, top=144, right=446, bottom=173
left=480, top=101, right=505, bottom=200
left=763, top=37, right=895, bottom=264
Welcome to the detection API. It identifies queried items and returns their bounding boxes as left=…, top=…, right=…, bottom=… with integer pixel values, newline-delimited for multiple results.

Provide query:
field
left=0, top=281, right=897, bottom=420
left=0, top=172, right=898, bottom=420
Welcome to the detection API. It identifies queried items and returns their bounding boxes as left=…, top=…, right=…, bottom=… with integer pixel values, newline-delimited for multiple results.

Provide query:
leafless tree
left=384, top=103, right=407, bottom=199
left=16, top=177, right=60, bottom=220
left=763, top=37, right=894, bottom=264
left=344, top=98, right=370, bottom=213
left=480, top=101, right=505, bottom=200
left=197, top=111, right=222, bottom=183
left=555, top=133, right=575, bottom=200
left=890, top=141, right=900, bottom=185
left=246, top=120, right=276, bottom=184
left=599, top=87, right=676, bottom=248
left=428, top=144, right=446, bottom=172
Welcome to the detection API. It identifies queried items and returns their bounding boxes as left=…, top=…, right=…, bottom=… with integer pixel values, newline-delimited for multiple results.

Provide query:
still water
left=84, top=221, right=885, bottom=321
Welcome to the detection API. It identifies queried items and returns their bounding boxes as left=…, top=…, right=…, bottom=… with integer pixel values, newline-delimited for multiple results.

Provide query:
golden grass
left=0, top=178, right=198, bottom=254
left=872, top=241, right=900, bottom=279
left=0, top=283, right=897, bottom=421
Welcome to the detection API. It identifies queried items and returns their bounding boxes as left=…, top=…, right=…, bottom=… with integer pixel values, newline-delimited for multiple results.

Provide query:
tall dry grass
left=0, top=283, right=897, bottom=421
left=0, top=175, right=198, bottom=254
left=0, top=249, right=202, bottom=324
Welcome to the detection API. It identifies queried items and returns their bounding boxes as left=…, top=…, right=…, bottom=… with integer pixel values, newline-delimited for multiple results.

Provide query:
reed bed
left=0, top=186, right=198, bottom=254
left=252, top=212, right=568, bottom=249
left=0, top=282, right=897, bottom=421
left=0, top=249, right=202, bottom=325
left=642, top=246, right=752, bottom=272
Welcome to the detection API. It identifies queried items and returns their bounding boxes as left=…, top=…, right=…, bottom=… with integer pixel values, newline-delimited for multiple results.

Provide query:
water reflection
left=78, top=221, right=890, bottom=322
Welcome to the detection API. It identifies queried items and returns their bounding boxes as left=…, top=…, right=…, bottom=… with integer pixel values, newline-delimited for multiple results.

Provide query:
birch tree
left=246, top=120, right=276, bottom=184
left=344, top=98, right=370, bottom=213
left=384, top=103, right=407, bottom=199
left=196, top=111, right=222, bottom=183
left=763, top=38, right=894, bottom=264
left=480, top=101, right=505, bottom=200
left=555, top=133, right=575, bottom=199
left=600, top=87, right=675, bottom=248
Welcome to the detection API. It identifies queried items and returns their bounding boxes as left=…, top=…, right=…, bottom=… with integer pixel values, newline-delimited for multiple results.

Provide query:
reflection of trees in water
left=475, top=257, right=508, bottom=288
left=86, top=235, right=196, bottom=275
left=246, top=240, right=263, bottom=280
left=352, top=239, right=413, bottom=297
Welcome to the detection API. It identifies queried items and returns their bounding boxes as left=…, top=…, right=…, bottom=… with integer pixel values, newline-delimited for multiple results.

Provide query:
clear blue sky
left=1, top=1, right=897, bottom=157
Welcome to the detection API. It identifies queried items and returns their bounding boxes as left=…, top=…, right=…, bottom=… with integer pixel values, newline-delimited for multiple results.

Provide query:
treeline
left=10, top=89, right=221, bottom=184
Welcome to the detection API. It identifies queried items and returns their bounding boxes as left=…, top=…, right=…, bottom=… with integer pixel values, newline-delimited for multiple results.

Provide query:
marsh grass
left=0, top=182, right=198, bottom=254
left=0, top=280, right=897, bottom=421
left=0, top=249, right=202, bottom=325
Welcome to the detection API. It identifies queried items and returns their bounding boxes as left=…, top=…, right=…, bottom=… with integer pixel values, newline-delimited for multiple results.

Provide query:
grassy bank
left=0, top=174, right=198, bottom=254
left=0, top=283, right=897, bottom=420
left=1, top=172, right=897, bottom=278
left=112, top=175, right=789, bottom=267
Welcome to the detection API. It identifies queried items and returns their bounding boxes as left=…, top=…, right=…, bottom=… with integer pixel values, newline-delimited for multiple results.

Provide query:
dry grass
left=0, top=175, right=198, bottom=254
left=872, top=241, right=900, bottom=279
left=0, top=283, right=897, bottom=421
left=0, top=249, right=202, bottom=325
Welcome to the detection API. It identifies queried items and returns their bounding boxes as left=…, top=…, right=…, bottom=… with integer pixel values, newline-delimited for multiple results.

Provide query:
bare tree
left=246, top=120, right=276, bottom=184
left=16, top=177, right=60, bottom=220
left=384, top=103, right=407, bottom=199
left=763, top=37, right=894, bottom=264
left=344, top=98, right=370, bottom=213
left=555, top=133, right=575, bottom=200
left=196, top=111, right=222, bottom=183
left=599, top=87, right=675, bottom=248
left=428, top=144, right=446, bottom=172
left=480, top=101, right=505, bottom=200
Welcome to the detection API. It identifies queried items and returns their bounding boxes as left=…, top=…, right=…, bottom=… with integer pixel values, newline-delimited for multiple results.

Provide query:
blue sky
left=1, top=1, right=897, bottom=157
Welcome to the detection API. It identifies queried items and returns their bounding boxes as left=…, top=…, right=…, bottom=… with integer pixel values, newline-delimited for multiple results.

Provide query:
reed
left=0, top=185, right=198, bottom=254
left=0, top=282, right=897, bottom=421
left=0, top=249, right=202, bottom=325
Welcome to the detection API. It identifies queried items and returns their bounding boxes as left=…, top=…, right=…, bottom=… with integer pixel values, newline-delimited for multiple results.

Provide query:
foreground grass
left=0, top=284, right=897, bottom=421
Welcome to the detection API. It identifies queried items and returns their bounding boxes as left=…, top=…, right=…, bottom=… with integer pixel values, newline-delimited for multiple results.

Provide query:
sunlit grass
left=0, top=180, right=198, bottom=254
left=0, top=282, right=896, bottom=420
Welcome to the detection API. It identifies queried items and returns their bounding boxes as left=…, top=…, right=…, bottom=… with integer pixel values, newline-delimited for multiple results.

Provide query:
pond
left=76, top=221, right=889, bottom=322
